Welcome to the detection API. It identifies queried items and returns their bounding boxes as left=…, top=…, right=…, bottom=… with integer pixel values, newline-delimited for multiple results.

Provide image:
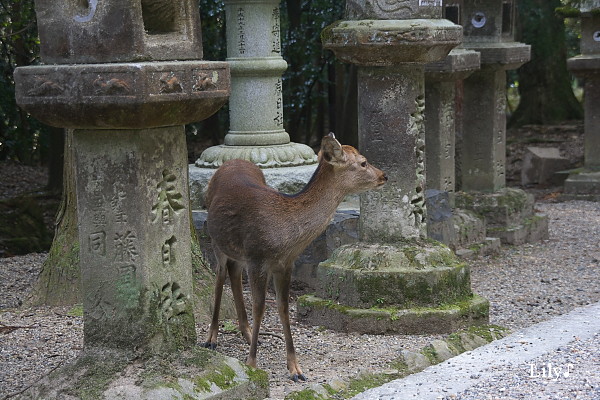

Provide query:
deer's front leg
left=273, top=271, right=306, bottom=382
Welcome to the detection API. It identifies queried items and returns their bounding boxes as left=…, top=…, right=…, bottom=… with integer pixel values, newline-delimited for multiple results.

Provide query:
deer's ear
left=320, top=132, right=346, bottom=165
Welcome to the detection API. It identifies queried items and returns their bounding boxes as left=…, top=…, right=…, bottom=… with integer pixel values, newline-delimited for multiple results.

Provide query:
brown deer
left=203, top=133, right=387, bottom=381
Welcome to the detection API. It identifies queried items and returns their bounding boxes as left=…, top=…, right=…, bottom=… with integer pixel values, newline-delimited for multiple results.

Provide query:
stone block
left=400, top=350, right=431, bottom=372
left=487, top=213, right=549, bottom=245
left=33, top=0, right=203, bottom=64
left=564, top=170, right=600, bottom=196
left=455, top=188, right=534, bottom=227
left=521, top=147, right=570, bottom=186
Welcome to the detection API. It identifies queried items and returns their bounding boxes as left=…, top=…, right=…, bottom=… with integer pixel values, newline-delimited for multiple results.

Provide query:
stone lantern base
left=297, top=241, right=489, bottom=334
left=15, top=347, right=269, bottom=400
left=454, top=188, right=549, bottom=245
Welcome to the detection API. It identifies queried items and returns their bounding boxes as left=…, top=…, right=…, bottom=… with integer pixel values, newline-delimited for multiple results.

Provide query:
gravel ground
left=1, top=199, right=599, bottom=399
left=453, top=333, right=600, bottom=400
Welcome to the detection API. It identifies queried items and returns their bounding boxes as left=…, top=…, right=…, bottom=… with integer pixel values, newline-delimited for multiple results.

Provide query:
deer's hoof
left=291, top=373, right=307, bottom=382
left=203, top=342, right=217, bottom=350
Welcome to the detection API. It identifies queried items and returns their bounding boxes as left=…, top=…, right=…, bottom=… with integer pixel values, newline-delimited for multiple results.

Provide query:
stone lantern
left=188, top=0, right=319, bottom=209
left=564, top=1, right=600, bottom=199
left=453, top=0, right=549, bottom=245
left=13, top=1, right=268, bottom=397
left=298, top=0, right=490, bottom=335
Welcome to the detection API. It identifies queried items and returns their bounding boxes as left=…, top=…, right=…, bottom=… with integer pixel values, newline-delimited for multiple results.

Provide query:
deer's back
left=206, top=160, right=294, bottom=264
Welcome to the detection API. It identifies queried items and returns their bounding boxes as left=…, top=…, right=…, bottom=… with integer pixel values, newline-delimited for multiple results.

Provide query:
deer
left=203, top=133, right=387, bottom=382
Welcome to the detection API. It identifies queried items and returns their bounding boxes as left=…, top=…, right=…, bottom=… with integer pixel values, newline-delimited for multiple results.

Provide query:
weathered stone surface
left=487, top=213, right=550, bottom=245
left=459, top=68, right=508, bottom=192
left=521, top=147, right=570, bottom=186
left=322, top=19, right=462, bottom=66
left=33, top=0, right=203, bottom=64
left=297, top=293, right=489, bottom=335
left=564, top=171, right=600, bottom=195
left=400, top=350, right=431, bottom=372
left=465, top=42, right=531, bottom=69
left=313, top=242, right=472, bottom=309
left=345, top=0, right=443, bottom=20
left=14, top=61, right=230, bottom=129
left=74, top=127, right=196, bottom=353
left=15, top=347, right=269, bottom=400
left=455, top=188, right=534, bottom=227
left=425, top=48, right=481, bottom=81
left=357, top=65, right=428, bottom=242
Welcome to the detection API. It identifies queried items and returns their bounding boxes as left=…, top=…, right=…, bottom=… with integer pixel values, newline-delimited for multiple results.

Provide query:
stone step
left=297, top=293, right=489, bottom=335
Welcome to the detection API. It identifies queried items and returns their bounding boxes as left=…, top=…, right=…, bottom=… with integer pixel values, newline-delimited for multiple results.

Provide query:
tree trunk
left=509, top=0, right=583, bottom=127
left=28, top=130, right=80, bottom=306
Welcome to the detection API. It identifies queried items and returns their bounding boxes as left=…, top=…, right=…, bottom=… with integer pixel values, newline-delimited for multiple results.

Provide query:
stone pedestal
left=453, top=0, right=549, bottom=244
left=13, top=0, right=269, bottom=398
left=190, top=0, right=317, bottom=207
left=564, top=4, right=600, bottom=200
left=298, top=3, right=489, bottom=334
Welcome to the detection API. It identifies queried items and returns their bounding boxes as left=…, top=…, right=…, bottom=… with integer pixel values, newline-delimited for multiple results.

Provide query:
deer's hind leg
left=273, top=269, right=306, bottom=382
left=203, top=246, right=229, bottom=349
left=227, top=261, right=252, bottom=344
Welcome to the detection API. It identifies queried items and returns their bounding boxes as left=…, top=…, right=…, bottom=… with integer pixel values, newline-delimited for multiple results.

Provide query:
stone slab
left=521, top=147, right=570, bottom=186
left=564, top=170, right=600, bottom=195
left=15, top=347, right=269, bottom=399
left=14, top=61, right=230, bottom=129
left=464, top=42, right=531, bottom=70
left=33, top=0, right=203, bottom=64
left=322, top=19, right=462, bottom=66
left=567, top=54, right=600, bottom=76
left=425, top=48, right=481, bottom=81
left=297, top=293, right=489, bottom=335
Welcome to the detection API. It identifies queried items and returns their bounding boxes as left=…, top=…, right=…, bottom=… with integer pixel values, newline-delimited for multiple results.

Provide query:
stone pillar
left=564, top=2, right=600, bottom=199
left=297, top=1, right=490, bottom=335
left=453, top=0, right=549, bottom=245
left=13, top=1, right=268, bottom=398
left=425, top=47, right=480, bottom=193
left=424, top=47, right=494, bottom=252
left=189, top=0, right=317, bottom=207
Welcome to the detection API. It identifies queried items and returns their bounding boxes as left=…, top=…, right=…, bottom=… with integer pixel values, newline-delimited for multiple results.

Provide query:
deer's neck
left=284, top=162, right=346, bottom=239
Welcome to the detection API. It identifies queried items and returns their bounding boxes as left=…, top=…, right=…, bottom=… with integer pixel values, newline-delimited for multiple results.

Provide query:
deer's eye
left=361, top=161, right=367, bottom=168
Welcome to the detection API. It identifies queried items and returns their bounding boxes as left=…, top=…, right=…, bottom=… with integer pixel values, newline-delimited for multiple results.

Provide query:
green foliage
left=0, top=0, right=50, bottom=164
left=280, top=0, right=345, bottom=145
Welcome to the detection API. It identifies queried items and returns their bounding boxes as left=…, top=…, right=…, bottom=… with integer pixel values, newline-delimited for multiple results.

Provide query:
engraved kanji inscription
left=151, top=170, right=185, bottom=224
left=114, top=231, right=138, bottom=262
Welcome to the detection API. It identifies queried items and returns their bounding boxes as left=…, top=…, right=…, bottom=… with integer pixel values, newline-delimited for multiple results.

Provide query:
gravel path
left=1, top=199, right=599, bottom=399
